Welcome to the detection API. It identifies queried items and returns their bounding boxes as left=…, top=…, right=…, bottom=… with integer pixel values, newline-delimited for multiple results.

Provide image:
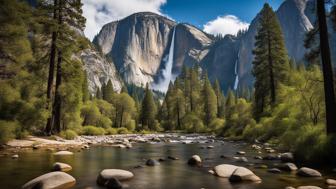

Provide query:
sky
left=83, top=0, right=284, bottom=41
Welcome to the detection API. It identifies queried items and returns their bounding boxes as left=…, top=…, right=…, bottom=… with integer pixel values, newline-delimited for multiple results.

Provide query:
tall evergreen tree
left=103, top=80, right=114, bottom=102
left=141, top=84, right=157, bottom=130
left=202, top=74, right=217, bottom=126
left=213, top=79, right=224, bottom=117
left=252, top=3, right=289, bottom=119
left=82, top=72, right=89, bottom=102
left=96, top=88, right=102, bottom=99
left=316, top=0, right=336, bottom=134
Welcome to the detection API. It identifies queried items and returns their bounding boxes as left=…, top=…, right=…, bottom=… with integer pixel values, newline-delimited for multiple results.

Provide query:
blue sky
left=83, top=0, right=284, bottom=40
left=161, top=0, right=283, bottom=28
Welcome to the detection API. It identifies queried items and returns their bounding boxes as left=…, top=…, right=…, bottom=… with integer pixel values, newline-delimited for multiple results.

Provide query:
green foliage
left=105, top=128, right=118, bottom=135
left=60, top=129, right=78, bottom=140
left=141, top=84, right=157, bottom=130
left=252, top=3, right=289, bottom=119
left=82, top=126, right=105, bottom=136
left=182, top=113, right=205, bottom=133
left=0, top=121, right=18, bottom=144
left=117, top=127, right=130, bottom=134
left=209, top=118, right=225, bottom=134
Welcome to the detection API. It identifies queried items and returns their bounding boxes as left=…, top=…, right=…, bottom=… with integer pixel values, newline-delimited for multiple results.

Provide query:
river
left=0, top=134, right=333, bottom=189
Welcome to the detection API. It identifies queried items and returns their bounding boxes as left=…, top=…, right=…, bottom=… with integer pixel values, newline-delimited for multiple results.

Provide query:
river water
left=0, top=136, right=333, bottom=189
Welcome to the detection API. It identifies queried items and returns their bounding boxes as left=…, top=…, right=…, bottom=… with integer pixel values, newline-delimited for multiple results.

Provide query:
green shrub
left=105, top=127, right=118, bottom=135
left=60, top=129, right=78, bottom=140
left=117, top=127, right=130, bottom=134
left=139, top=130, right=152, bottom=134
left=0, top=121, right=18, bottom=144
left=182, top=113, right=205, bottom=133
left=125, top=120, right=136, bottom=131
left=82, top=126, right=105, bottom=135
left=97, top=116, right=112, bottom=128
left=209, top=118, right=225, bottom=133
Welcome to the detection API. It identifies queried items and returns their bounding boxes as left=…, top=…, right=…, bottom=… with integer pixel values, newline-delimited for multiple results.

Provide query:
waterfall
left=151, top=27, right=176, bottom=92
left=234, top=51, right=240, bottom=90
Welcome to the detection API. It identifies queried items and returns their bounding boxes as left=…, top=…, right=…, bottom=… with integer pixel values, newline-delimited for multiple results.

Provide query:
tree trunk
left=267, top=30, right=276, bottom=104
left=45, top=0, right=58, bottom=135
left=53, top=50, right=62, bottom=133
left=317, top=0, right=336, bottom=134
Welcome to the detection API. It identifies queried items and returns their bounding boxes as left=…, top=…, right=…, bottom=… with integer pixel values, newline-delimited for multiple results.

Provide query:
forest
left=0, top=0, right=336, bottom=167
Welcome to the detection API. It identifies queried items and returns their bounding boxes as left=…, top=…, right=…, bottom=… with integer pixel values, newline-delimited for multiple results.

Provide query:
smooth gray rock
left=22, top=171, right=76, bottom=189
left=106, top=177, right=123, bottom=189
left=213, top=164, right=238, bottom=178
left=97, top=169, right=134, bottom=186
left=52, top=162, right=72, bottom=172
left=188, top=155, right=202, bottom=166
left=280, top=152, right=294, bottom=162
left=278, top=163, right=298, bottom=172
left=326, top=179, right=336, bottom=186
left=268, top=168, right=281, bottom=174
left=229, top=167, right=262, bottom=183
left=297, top=167, right=322, bottom=177
left=146, top=159, right=160, bottom=166
left=53, top=151, right=73, bottom=156
left=296, top=186, right=322, bottom=189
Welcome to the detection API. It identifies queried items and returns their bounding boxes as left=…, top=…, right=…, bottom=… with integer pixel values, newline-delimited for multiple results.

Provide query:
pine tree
left=213, top=79, right=224, bottom=117
left=82, top=71, right=89, bottom=102
left=96, top=88, right=102, bottom=99
left=140, top=84, right=157, bottom=130
left=172, top=86, right=186, bottom=130
left=252, top=3, right=289, bottom=120
left=202, top=73, right=217, bottom=126
left=104, top=80, right=114, bottom=102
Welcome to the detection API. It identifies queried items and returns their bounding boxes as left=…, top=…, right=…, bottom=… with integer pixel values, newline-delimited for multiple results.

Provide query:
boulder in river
left=52, top=162, right=72, bottom=172
left=296, top=186, right=322, bottom=189
left=267, top=168, right=281, bottom=174
left=326, top=179, right=336, bottom=186
left=213, top=164, right=238, bottom=178
left=236, top=151, right=246, bottom=155
left=22, top=171, right=75, bottom=189
left=278, top=163, right=298, bottom=172
left=11, top=154, right=19, bottom=159
left=229, top=167, right=262, bottom=183
left=146, top=159, right=160, bottom=166
left=280, top=152, right=294, bottom=162
left=105, top=177, right=123, bottom=189
left=53, top=151, right=73, bottom=156
left=263, top=154, right=279, bottom=160
left=167, top=156, right=179, bottom=160
left=97, top=169, right=134, bottom=186
left=297, top=167, right=322, bottom=177
left=188, top=155, right=202, bottom=166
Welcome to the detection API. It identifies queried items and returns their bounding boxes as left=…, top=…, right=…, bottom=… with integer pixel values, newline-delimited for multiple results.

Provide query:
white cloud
left=83, top=0, right=167, bottom=40
left=203, top=15, right=249, bottom=36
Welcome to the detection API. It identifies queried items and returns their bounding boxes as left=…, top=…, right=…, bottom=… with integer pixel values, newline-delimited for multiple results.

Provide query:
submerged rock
left=146, top=159, right=160, bottom=166
left=53, top=151, right=73, bottom=156
left=280, top=152, right=294, bottom=162
left=268, top=168, right=281, bottom=174
left=167, top=156, right=179, bottom=160
left=106, top=177, right=123, bottom=189
left=296, top=186, right=322, bottom=189
left=22, top=171, right=75, bottom=189
left=11, top=154, right=19, bottom=159
left=236, top=151, right=246, bottom=155
left=233, top=156, right=248, bottom=163
left=326, top=179, right=336, bottom=186
left=52, top=162, right=72, bottom=172
left=297, top=167, right=322, bottom=177
left=188, top=155, right=202, bottom=166
left=97, top=169, right=134, bottom=186
left=278, top=163, right=298, bottom=172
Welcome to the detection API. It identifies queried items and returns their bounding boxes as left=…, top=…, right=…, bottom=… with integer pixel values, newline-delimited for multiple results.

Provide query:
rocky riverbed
left=1, top=134, right=336, bottom=189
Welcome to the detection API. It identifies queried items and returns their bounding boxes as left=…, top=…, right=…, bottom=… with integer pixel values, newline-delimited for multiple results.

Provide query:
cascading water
left=151, top=27, right=176, bottom=92
left=233, top=51, right=240, bottom=90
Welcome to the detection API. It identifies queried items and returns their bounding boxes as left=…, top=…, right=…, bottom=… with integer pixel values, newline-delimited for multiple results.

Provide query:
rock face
left=22, top=172, right=75, bottom=189
left=80, top=48, right=123, bottom=94
left=97, top=169, right=134, bottom=186
left=94, top=12, right=176, bottom=86
left=92, top=0, right=336, bottom=92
